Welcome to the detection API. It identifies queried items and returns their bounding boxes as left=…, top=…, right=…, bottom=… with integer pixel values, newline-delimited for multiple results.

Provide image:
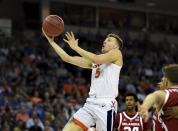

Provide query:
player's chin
left=101, top=48, right=106, bottom=53
left=127, top=106, right=133, bottom=110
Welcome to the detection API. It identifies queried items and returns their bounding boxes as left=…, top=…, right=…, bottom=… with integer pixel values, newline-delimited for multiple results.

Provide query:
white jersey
left=74, top=64, right=121, bottom=130
left=89, top=63, right=122, bottom=98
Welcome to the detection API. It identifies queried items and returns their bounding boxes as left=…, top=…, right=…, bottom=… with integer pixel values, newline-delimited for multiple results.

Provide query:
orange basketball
left=42, top=15, right=64, bottom=37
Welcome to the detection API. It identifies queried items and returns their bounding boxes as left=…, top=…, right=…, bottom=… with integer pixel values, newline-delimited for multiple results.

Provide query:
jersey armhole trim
left=140, top=115, right=143, bottom=130
left=158, top=90, right=169, bottom=112
left=118, top=113, right=122, bottom=130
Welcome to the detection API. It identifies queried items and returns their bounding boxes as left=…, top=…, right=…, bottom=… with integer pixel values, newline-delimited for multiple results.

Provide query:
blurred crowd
left=51, top=2, right=178, bottom=35
left=0, top=25, right=177, bottom=131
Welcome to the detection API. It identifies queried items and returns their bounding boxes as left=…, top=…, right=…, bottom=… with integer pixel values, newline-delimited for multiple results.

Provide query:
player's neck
left=125, top=109, right=137, bottom=116
left=171, top=84, right=178, bottom=87
left=168, top=83, right=178, bottom=88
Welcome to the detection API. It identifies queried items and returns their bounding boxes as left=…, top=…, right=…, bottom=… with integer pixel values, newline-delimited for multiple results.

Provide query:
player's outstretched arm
left=42, top=29, right=92, bottom=69
left=138, top=90, right=166, bottom=122
left=63, top=32, right=96, bottom=61
left=64, top=32, right=122, bottom=65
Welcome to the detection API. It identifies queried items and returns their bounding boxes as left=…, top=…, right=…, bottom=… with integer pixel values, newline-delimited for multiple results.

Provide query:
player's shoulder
left=153, top=90, right=166, bottom=96
left=109, top=49, right=122, bottom=66
left=116, top=113, right=120, bottom=118
left=115, top=112, right=122, bottom=118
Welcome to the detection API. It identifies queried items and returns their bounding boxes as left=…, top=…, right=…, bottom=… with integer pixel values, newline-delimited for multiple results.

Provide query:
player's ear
left=165, top=78, right=169, bottom=86
left=114, top=42, right=119, bottom=49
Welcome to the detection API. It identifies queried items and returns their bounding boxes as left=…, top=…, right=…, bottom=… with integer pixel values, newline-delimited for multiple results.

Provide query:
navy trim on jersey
left=107, top=110, right=112, bottom=131
left=107, top=110, right=115, bottom=131
left=113, top=111, right=116, bottom=131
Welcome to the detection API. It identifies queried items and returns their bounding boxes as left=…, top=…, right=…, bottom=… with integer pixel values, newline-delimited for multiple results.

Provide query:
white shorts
left=73, top=98, right=117, bottom=131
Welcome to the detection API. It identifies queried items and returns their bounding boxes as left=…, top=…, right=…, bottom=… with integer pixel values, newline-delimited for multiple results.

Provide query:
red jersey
left=158, top=86, right=178, bottom=131
left=114, top=112, right=150, bottom=131
left=152, top=111, right=164, bottom=131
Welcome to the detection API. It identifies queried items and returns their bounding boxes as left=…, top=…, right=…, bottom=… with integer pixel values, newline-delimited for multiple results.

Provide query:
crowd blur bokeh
left=50, top=2, right=178, bottom=35
left=0, top=2, right=178, bottom=131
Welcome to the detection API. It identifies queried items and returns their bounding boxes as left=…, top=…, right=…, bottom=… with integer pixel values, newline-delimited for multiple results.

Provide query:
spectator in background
left=28, top=103, right=45, bottom=120
left=139, top=77, right=152, bottom=94
left=0, top=96, right=12, bottom=111
left=28, top=117, right=43, bottom=131
left=56, top=63, right=68, bottom=78
left=26, top=111, right=44, bottom=130
left=16, top=106, right=29, bottom=122
left=54, top=120, right=63, bottom=131
left=30, top=90, right=42, bottom=103
left=1, top=120, right=10, bottom=131
left=43, top=91, right=52, bottom=109
left=0, top=80, right=13, bottom=97
left=58, top=111, right=68, bottom=127
left=43, top=110, right=55, bottom=122
left=44, top=119, right=55, bottom=131
left=13, top=120, right=26, bottom=131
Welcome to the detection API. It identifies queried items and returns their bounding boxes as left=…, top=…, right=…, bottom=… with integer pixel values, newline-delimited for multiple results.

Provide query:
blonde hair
left=162, top=64, right=178, bottom=84
left=107, top=33, right=123, bottom=50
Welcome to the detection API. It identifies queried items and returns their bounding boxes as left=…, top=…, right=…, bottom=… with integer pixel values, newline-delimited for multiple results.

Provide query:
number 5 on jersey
left=95, top=68, right=101, bottom=78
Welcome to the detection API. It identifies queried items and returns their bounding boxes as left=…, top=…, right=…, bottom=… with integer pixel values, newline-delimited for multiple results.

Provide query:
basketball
left=42, top=15, right=64, bottom=37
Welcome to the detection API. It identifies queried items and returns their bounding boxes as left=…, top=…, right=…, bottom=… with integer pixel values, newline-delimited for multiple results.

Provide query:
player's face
left=125, top=96, right=136, bottom=110
left=101, top=37, right=118, bottom=53
left=157, top=77, right=167, bottom=90
left=162, top=77, right=169, bottom=89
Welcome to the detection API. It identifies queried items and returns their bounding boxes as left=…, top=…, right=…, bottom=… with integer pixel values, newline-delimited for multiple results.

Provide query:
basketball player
left=152, top=82, right=165, bottom=131
left=42, top=30, right=123, bottom=131
left=151, top=80, right=178, bottom=131
left=114, top=93, right=150, bottom=131
left=138, top=64, right=178, bottom=130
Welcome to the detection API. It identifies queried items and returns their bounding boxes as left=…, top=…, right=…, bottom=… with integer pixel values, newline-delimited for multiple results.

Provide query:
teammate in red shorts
left=114, top=93, right=150, bottom=131
left=139, top=64, right=178, bottom=131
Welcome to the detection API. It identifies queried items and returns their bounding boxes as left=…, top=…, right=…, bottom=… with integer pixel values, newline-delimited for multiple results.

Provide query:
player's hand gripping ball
left=42, top=15, right=64, bottom=37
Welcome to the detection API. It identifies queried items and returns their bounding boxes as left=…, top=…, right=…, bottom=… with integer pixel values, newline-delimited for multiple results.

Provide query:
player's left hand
left=164, top=106, right=178, bottom=119
left=63, top=32, right=79, bottom=50
left=137, top=102, right=149, bottom=122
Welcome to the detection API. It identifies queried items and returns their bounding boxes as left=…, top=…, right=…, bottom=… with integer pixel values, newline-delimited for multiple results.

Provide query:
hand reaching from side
left=63, top=32, right=79, bottom=50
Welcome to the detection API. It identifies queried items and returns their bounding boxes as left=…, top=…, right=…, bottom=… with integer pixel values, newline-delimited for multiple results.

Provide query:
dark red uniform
left=158, top=86, right=178, bottom=131
left=114, top=112, right=150, bottom=131
left=152, top=111, right=164, bottom=131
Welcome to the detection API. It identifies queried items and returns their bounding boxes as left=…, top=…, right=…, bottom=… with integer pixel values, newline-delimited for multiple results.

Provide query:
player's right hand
left=63, top=32, right=79, bottom=50
left=137, top=102, right=149, bottom=122
left=42, top=28, right=54, bottom=43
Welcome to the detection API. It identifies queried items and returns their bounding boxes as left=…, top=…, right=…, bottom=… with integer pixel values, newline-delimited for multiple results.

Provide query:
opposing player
left=114, top=93, right=150, bottom=131
left=42, top=29, right=123, bottom=131
left=139, top=64, right=178, bottom=130
left=152, top=82, right=165, bottom=131
left=150, top=81, right=178, bottom=131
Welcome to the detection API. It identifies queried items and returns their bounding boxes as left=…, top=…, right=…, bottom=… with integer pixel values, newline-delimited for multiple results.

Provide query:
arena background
left=0, top=0, right=177, bottom=130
